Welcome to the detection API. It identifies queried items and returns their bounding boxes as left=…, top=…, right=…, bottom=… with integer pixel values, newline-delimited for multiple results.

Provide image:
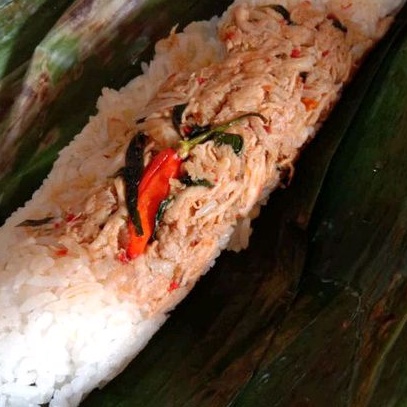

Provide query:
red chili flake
left=291, top=48, right=301, bottom=58
left=55, top=248, right=68, bottom=257
left=263, top=125, right=272, bottom=133
left=117, top=251, right=129, bottom=264
left=301, top=97, right=319, bottom=111
left=262, top=84, right=273, bottom=92
left=197, top=77, right=206, bottom=85
left=322, top=50, right=330, bottom=57
left=341, top=2, right=352, bottom=10
left=65, top=213, right=76, bottom=223
left=54, top=222, right=61, bottom=229
left=327, top=13, right=335, bottom=20
left=224, top=30, right=235, bottom=41
left=183, top=125, right=192, bottom=136
left=168, top=281, right=180, bottom=292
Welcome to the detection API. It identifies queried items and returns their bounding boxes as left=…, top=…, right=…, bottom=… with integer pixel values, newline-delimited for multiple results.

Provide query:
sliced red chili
left=126, top=148, right=182, bottom=259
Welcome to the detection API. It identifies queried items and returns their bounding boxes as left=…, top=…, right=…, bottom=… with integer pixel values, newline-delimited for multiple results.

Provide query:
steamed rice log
left=0, top=0, right=405, bottom=405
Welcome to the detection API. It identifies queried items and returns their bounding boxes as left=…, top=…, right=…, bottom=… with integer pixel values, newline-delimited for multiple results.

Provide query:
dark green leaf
left=16, top=216, right=54, bottom=227
left=152, top=196, right=173, bottom=241
left=178, top=112, right=264, bottom=159
left=214, top=132, right=244, bottom=155
left=331, top=17, right=348, bottom=33
left=172, top=103, right=187, bottom=135
left=125, top=132, right=146, bottom=170
left=122, top=132, right=146, bottom=236
left=180, top=175, right=214, bottom=188
left=268, top=4, right=293, bottom=25
left=188, top=123, right=211, bottom=138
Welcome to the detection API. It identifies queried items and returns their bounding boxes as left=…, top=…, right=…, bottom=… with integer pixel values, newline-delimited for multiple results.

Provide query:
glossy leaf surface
left=0, top=2, right=406, bottom=406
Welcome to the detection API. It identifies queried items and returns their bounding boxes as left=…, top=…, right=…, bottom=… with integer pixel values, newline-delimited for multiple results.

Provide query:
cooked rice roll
left=0, top=0, right=405, bottom=405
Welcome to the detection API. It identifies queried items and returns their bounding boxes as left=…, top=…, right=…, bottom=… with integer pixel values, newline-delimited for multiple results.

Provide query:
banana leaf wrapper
left=0, top=0, right=75, bottom=157
left=0, top=2, right=406, bottom=406
left=0, top=0, right=75, bottom=79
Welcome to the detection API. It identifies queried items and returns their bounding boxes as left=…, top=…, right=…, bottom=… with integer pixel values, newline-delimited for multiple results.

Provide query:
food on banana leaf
left=0, top=0, right=405, bottom=406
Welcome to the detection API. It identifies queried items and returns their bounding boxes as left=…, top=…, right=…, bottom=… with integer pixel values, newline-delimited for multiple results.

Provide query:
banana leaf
left=1, top=1, right=407, bottom=406
left=0, top=0, right=158, bottom=196
left=0, top=0, right=75, bottom=78
left=0, top=0, right=75, bottom=150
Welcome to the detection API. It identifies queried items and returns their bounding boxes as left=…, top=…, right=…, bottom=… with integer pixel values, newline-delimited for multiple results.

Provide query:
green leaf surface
left=1, top=2, right=407, bottom=407
left=214, top=132, right=244, bottom=155
left=0, top=0, right=75, bottom=78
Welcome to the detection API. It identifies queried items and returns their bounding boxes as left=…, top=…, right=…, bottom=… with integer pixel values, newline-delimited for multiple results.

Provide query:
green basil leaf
left=268, top=5, right=293, bottom=25
left=152, top=197, right=173, bottom=241
left=122, top=132, right=146, bottom=236
left=214, top=132, right=244, bottom=155
left=17, top=217, right=54, bottom=227
left=172, top=103, right=188, bottom=135
left=180, top=175, right=214, bottom=188
left=331, top=17, right=348, bottom=33
left=188, top=124, right=211, bottom=139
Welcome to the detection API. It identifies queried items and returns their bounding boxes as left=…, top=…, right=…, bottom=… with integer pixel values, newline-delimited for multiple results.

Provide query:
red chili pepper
left=126, top=148, right=182, bottom=259
left=291, top=48, right=301, bottom=58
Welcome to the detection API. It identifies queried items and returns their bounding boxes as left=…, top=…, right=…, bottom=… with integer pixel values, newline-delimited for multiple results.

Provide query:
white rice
left=0, top=0, right=405, bottom=406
